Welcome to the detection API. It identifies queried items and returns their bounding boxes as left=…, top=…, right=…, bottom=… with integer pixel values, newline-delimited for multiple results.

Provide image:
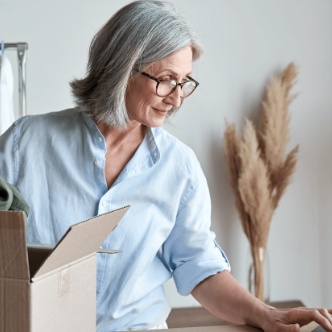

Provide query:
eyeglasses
left=137, top=71, right=199, bottom=98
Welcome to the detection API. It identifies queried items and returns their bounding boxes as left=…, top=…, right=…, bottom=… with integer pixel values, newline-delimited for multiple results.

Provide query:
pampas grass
left=224, top=63, right=299, bottom=302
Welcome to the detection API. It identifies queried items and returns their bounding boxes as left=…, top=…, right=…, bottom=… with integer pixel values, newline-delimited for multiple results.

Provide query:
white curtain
left=0, top=54, right=15, bottom=135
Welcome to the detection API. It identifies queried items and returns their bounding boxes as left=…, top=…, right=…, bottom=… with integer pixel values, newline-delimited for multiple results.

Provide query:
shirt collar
left=146, top=127, right=160, bottom=163
left=80, top=111, right=161, bottom=164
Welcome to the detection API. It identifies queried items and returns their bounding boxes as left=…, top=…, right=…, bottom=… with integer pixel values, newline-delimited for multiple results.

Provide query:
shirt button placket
left=93, top=156, right=105, bottom=187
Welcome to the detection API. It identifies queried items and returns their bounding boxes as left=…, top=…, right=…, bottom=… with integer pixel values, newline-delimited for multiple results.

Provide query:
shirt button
left=98, top=137, right=103, bottom=142
left=94, top=160, right=99, bottom=166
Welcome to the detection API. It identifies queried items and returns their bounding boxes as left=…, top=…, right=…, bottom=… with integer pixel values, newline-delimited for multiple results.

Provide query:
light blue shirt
left=0, top=108, right=230, bottom=331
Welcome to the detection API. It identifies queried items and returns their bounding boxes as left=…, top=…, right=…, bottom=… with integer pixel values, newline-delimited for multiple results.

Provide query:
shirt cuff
left=172, top=241, right=231, bottom=296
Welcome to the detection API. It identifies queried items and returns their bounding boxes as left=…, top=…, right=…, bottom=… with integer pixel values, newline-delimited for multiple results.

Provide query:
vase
left=247, top=245, right=270, bottom=303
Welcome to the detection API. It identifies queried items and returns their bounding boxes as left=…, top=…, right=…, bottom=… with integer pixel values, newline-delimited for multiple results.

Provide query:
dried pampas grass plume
left=224, top=63, right=299, bottom=302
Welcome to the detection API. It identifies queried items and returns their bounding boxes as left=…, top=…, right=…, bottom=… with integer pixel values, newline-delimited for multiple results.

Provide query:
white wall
left=1, top=0, right=332, bottom=309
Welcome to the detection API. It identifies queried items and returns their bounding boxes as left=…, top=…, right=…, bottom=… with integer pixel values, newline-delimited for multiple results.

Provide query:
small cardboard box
left=0, top=206, right=129, bottom=332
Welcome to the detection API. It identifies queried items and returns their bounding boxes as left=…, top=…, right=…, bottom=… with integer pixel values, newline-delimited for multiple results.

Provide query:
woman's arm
left=191, top=270, right=332, bottom=332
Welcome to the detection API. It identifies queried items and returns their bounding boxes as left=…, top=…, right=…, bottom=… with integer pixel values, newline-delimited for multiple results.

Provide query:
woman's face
left=126, top=46, right=193, bottom=128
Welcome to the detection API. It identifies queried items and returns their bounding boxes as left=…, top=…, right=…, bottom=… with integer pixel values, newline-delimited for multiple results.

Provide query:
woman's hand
left=192, top=271, right=332, bottom=332
left=261, top=306, right=332, bottom=332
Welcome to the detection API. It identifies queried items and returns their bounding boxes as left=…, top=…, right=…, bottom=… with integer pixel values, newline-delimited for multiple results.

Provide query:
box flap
left=0, top=211, right=29, bottom=279
left=33, top=206, right=129, bottom=278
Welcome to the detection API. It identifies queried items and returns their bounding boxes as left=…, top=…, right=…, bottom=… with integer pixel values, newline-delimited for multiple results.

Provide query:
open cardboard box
left=0, top=206, right=129, bottom=332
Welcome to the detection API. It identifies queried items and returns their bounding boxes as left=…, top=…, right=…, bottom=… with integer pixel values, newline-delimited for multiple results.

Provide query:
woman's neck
left=97, top=121, right=146, bottom=149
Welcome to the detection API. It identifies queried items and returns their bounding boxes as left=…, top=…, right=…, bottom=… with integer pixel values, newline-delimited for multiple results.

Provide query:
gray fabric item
left=0, top=177, right=30, bottom=215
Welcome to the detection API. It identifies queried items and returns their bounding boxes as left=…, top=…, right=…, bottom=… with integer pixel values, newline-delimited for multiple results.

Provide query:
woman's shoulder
left=9, top=108, right=88, bottom=148
left=13, top=108, right=85, bottom=133
left=15, top=107, right=80, bottom=126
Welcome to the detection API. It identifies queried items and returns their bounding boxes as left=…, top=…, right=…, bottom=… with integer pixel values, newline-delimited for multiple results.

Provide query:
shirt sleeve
left=161, top=157, right=231, bottom=296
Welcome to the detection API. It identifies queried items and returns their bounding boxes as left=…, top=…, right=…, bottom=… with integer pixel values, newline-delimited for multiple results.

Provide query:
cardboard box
left=0, top=206, right=129, bottom=332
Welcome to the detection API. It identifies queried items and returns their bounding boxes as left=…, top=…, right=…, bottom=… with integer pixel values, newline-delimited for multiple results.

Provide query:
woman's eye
left=159, top=77, right=173, bottom=81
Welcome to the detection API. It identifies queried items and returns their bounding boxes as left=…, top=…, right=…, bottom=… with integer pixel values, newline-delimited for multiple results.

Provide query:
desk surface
left=152, top=322, right=319, bottom=332
left=153, top=326, right=259, bottom=332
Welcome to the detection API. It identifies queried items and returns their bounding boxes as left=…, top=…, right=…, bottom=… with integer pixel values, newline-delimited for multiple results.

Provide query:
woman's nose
left=163, top=87, right=182, bottom=108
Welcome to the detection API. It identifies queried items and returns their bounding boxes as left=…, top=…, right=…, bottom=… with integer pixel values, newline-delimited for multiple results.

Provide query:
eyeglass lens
left=157, top=80, right=196, bottom=98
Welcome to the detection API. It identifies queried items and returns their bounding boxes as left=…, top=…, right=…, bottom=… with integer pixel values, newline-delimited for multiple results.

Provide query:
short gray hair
left=70, top=0, right=203, bottom=129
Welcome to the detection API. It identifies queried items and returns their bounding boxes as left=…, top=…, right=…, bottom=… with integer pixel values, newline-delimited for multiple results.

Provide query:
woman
left=0, top=1, right=331, bottom=331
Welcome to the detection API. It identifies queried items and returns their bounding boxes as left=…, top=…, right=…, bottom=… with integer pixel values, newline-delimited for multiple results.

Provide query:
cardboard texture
left=0, top=206, right=129, bottom=332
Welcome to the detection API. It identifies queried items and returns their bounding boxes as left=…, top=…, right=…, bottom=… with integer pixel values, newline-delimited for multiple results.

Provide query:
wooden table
left=154, top=326, right=260, bottom=332
left=165, top=300, right=320, bottom=332
left=152, top=323, right=320, bottom=332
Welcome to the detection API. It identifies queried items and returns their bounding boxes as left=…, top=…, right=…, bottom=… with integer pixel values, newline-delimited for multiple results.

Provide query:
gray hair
left=70, top=0, right=203, bottom=129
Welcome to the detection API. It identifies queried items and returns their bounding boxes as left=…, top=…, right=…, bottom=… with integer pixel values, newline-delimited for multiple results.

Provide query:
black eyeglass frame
left=136, top=70, right=199, bottom=98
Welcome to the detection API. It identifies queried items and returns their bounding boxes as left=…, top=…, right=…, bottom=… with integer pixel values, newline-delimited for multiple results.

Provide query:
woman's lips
left=153, top=107, right=170, bottom=114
